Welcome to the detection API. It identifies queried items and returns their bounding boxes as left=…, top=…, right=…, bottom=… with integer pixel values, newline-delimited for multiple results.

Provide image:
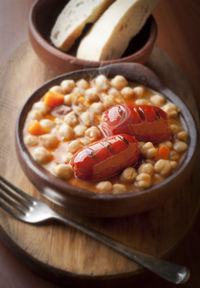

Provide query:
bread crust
left=77, top=0, right=160, bottom=61
left=50, top=0, right=114, bottom=52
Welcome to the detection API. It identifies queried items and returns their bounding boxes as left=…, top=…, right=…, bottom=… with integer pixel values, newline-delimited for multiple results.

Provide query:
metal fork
left=0, top=175, right=190, bottom=284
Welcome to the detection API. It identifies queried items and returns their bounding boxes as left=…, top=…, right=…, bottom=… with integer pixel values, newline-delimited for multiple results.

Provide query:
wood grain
left=0, top=41, right=199, bottom=285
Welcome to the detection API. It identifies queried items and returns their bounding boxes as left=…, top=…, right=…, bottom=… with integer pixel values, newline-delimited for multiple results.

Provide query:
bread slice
left=77, top=0, right=160, bottom=61
left=50, top=0, right=115, bottom=51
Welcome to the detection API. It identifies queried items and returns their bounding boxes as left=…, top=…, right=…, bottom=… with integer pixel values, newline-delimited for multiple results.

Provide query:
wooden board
left=0, top=41, right=199, bottom=285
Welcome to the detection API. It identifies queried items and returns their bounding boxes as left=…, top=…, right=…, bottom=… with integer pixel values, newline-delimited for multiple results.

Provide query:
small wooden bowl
left=29, top=0, right=157, bottom=74
left=16, top=63, right=198, bottom=218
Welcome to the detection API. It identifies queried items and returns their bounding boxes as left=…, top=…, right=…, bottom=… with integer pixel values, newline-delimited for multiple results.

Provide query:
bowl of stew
left=16, top=63, right=198, bottom=217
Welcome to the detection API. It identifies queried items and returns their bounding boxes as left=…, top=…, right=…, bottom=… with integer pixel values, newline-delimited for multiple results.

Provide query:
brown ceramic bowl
left=29, top=0, right=157, bottom=74
left=16, top=63, right=198, bottom=218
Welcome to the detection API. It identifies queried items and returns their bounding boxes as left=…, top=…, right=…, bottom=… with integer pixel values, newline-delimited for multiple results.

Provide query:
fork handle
left=52, top=212, right=189, bottom=284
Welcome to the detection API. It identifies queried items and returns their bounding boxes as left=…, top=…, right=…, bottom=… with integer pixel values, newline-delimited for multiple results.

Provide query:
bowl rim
left=16, top=62, right=198, bottom=204
left=29, top=0, right=157, bottom=66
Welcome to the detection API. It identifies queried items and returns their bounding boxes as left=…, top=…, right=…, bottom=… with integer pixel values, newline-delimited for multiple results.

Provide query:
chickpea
left=64, top=111, right=78, bottom=127
left=60, top=80, right=75, bottom=93
left=113, top=183, right=127, bottom=194
left=85, top=87, right=99, bottom=102
left=32, top=147, right=51, bottom=164
left=52, top=164, right=73, bottom=180
left=59, top=124, right=74, bottom=140
left=154, top=159, right=172, bottom=176
left=73, top=105, right=84, bottom=115
left=51, top=127, right=59, bottom=136
left=135, top=99, right=149, bottom=105
left=108, top=88, right=120, bottom=97
left=72, top=87, right=83, bottom=96
left=99, top=92, right=107, bottom=101
left=76, top=79, right=89, bottom=90
left=72, top=93, right=83, bottom=106
left=67, top=140, right=82, bottom=153
left=153, top=173, right=164, bottom=184
left=121, top=87, right=135, bottom=99
left=140, top=142, right=158, bottom=158
left=133, top=86, right=145, bottom=98
left=40, top=119, right=54, bottom=129
left=120, top=167, right=137, bottom=183
left=142, top=142, right=155, bottom=152
left=54, top=117, right=64, bottom=125
left=160, top=141, right=173, bottom=149
left=80, top=137, right=91, bottom=146
left=176, top=131, right=188, bottom=142
left=89, top=102, right=104, bottom=114
left=150, top=94, right=165, bottom=106
left=136, top=173, right=151, bottom=188
left=62, top=152, right=73, bottom=163
left=40, top=134, right=59, bottom=149
left=103, top=95, right=116, bottom=108
left=74, top=95, right=87, bottom=107
left=79, top=111, right=93, bottom=126
left=170, top=124, right=181, bottom=134
left=85, top=126, right=101, bottom=140
left=49, top=85, right=63, bottom=93
left=64, top=94, right=73, bottom=106
left=138, top=163, right=154, bottom=175
left=145, top=159, right=154, bottom=165
left=169, top=150, right=180, bottom=161
left=95, top=74, right=109, bottom=91
left=115, top=97, right=123, bottom=104
left=28, top=110, right=42, bottom=121
left=173, top=141, right=188, bottom=153
left=96, top=181, right=113, bottom=193
left=170, top=161, right=178, bottom=169
left=110, top=75, right=128, bottom=90
left=24, top=135, right=38, bottom=146
left=162, top=103, right=179, bottom=118
left=33, top=101, right=49, bottom=115
left=74, top=125, right=87, bottom=137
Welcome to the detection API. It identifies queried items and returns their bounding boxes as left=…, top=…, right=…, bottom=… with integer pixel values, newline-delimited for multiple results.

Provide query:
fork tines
left=0, top=175, right=34, bottom=217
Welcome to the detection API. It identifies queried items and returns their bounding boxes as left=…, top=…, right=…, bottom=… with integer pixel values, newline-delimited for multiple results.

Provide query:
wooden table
left=0, top=1, right=200, bottom=287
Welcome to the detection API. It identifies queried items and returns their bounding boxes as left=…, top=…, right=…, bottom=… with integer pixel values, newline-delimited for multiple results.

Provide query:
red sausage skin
left=100, top=104, right=171, bottom=143
left=71, top=134, right=140, bottom=181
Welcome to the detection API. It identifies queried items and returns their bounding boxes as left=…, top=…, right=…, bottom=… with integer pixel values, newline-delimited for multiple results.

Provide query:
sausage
left=71, top=134, right=140, bottom=181
left=100, top=104, right=171, bottom=143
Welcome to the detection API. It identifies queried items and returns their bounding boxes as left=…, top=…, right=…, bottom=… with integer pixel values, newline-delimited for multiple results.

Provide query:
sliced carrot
left=157, top=145, right=170, bottom=160
left=27, top=121, right=49, bottom=136
left=43, top=91, right=64, bottom=108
